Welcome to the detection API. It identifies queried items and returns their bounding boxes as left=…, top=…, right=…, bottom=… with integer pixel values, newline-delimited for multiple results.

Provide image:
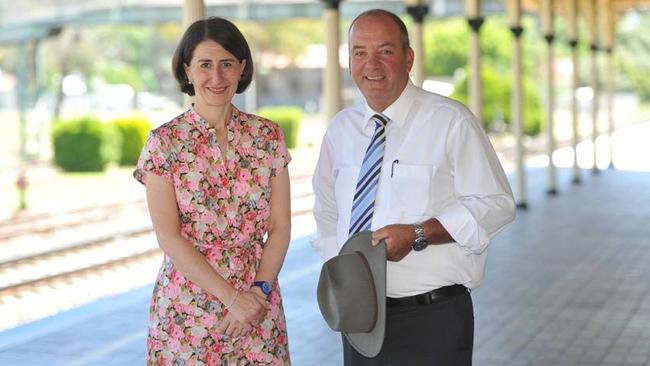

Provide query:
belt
left=386, top=284, right=469, bottom=307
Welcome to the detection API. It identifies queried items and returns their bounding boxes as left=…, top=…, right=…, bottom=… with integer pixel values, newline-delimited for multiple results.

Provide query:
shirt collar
left=362, top=80, right=416, bottom=129
left=187, top=104, right=242, bottom=135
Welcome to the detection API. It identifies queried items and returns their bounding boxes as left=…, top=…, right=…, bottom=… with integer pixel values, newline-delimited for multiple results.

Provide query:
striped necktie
left=349, top=114, right=389, bottom=235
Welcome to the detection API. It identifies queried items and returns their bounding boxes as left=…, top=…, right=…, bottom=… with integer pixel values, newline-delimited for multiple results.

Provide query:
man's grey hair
left=348, top=9, right=411, bottom=50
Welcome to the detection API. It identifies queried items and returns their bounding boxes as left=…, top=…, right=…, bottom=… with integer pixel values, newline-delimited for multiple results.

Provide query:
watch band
left=253, top=280, right=272, bottom=296
left=412, top=223, right=429, bottom=251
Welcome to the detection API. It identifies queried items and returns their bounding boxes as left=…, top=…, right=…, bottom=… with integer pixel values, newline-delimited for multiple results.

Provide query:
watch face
left=254, top=281, right=272, bottom=296
left=413, top=239, right=428, bottom=252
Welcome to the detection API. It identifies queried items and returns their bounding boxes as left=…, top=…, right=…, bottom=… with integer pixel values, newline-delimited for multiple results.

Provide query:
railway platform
left=1, top=122, right=649, bottom=365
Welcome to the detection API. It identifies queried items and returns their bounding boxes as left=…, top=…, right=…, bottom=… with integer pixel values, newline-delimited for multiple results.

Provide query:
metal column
left=321, top=0, right=343, bottom=122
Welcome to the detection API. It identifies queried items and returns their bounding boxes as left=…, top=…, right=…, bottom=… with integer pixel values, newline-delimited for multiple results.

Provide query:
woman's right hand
left=216, top=290, right=266, bottom=338
left=228, top=291, right=266, bottom=324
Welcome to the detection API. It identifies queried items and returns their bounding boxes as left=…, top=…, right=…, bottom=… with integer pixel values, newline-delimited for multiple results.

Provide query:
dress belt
left=386, top=284, right=469, bottom=307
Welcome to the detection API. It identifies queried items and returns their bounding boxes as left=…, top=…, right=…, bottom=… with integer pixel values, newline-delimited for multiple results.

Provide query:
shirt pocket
left=389, top=163, right=435, bottom=217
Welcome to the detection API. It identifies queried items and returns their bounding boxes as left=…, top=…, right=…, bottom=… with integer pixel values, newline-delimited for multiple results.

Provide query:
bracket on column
left=320, top=0, right=341, bottom=10
left=544, top=34, right=555, bottom=44
left=510, top=26, right=524, bottom=39
left=406, top=4, right=429, bottom=23
left=467, top=17, right=484, bottom=33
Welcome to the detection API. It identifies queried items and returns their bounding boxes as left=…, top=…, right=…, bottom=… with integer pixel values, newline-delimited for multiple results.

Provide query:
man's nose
left=366, top=53, right=381, bottom=66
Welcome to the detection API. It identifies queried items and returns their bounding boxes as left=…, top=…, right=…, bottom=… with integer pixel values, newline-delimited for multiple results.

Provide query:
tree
left=451, top=65, right=542, bottom=136
left=238, top=19, right=324, bottom=66
left=423, top=19, right=469, bottom=76
left=424, top=16, right=545, bottom=135
left=615, top=13, right=650, bottom=101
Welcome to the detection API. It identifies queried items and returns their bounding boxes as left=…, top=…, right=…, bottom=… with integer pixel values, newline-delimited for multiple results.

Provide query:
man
left=312, top=9, right=516, bottom=365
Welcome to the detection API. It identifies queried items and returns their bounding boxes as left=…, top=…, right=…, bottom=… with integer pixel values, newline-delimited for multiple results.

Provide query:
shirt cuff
left=436, top=203, right=489, bottom=255
left=310, top=236, right=339, bottom=261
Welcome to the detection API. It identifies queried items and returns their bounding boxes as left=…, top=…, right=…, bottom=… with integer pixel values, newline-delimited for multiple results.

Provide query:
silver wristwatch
left=412, top=223, right=429, bottom=251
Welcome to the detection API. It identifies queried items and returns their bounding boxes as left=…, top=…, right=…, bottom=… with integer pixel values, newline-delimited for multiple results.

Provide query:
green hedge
left=111, top=115, right=152, bottom=166
left=620, top=59, right=650, bottom=102
left=51, top=116, right=121, bottom=172
left=257, top=106, right=303, bottom=149
left=451, top=66, right=542, bottom=136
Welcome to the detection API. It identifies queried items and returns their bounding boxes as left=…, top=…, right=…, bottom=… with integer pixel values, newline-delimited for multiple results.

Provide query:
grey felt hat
left=317, top=231, right=386, bottom=358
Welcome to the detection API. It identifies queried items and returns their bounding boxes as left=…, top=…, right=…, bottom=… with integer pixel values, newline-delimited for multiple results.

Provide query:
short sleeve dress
left=134, top=106, right=292, bottom=366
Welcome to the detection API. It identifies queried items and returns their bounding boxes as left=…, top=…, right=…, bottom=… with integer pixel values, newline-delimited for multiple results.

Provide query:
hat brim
left=340, top=231, right=386, bottom=358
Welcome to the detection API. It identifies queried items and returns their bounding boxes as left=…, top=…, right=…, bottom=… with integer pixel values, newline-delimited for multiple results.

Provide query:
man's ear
left=406, top=47, right=415, bottom=73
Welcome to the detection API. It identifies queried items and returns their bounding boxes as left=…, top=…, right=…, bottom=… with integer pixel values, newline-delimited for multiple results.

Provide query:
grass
left=1, top=165, right=142, bottom=221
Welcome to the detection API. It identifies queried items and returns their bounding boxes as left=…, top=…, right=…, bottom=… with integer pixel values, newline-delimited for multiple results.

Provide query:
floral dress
left=134, top=106, right=291, bottom=366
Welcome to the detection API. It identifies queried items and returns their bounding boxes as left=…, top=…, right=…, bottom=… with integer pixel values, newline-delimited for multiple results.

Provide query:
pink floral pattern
left=134, top=106, right=291, bottom=365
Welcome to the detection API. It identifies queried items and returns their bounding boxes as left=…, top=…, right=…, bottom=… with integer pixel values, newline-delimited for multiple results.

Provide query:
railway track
left=0, top=174, right=316, bottom=330
left=0, top=209, right=315, bottom=298
left=0, top=174, right=314, bottom=241
left=0, top=201, right=316, bottom=298
left=0, top=228, right=157, bottom=297
left=0, top=249, right=162, bottom=297
left=0, top=199, right=149, bottom=241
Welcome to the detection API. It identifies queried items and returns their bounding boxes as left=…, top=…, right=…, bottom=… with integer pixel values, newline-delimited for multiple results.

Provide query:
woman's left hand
left=218, top=313, right=253, bottom=339
left=216, top=290, right=266, bottom=337
left=228, top=290, right=266, bottom=324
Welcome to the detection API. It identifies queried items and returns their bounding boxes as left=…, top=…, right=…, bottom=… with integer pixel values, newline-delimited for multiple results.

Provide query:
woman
left=134, top=17, right=292, bottom=365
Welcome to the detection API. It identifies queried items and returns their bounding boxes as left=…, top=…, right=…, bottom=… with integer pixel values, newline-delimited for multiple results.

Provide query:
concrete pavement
left=2, top=120, right=650, bottom=365
left=1, top=166, right=650, bottom=365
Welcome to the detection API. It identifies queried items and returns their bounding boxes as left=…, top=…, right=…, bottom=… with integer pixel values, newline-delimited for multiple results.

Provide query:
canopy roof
left=522, top=0, right=650, bottom=13
left=0, top=0, right=648, bottom=44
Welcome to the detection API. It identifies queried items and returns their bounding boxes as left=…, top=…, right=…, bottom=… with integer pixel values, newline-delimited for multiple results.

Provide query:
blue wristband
left=253, top=281, right=272, bottom=296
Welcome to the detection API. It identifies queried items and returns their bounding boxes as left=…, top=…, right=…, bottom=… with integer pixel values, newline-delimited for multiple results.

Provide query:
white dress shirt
left=312, top=81, right=516, bottom=297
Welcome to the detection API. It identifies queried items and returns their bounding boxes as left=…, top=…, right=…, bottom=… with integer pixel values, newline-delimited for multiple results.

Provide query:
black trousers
left=343, top=291, right=474, bottom=366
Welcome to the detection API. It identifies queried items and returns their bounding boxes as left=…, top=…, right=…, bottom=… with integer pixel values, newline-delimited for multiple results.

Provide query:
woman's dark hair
left=172, top=17, right=254, bottom=95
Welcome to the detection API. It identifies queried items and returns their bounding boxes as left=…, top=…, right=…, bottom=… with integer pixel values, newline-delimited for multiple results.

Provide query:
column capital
left=510, top=26, right=524, bottom=39
left=544, top=34, right=555, bottom=44
left=467, top=17, right=484, bottom=33
left=320, top=0, right=342, bottom=10
left=406, top=4, right=429, bottom=23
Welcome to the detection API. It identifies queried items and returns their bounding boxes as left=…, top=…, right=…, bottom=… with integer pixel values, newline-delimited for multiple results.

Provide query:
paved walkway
left=1, top=166, right=649, bottom=366
left=1, top=122, right=650, bottom=365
